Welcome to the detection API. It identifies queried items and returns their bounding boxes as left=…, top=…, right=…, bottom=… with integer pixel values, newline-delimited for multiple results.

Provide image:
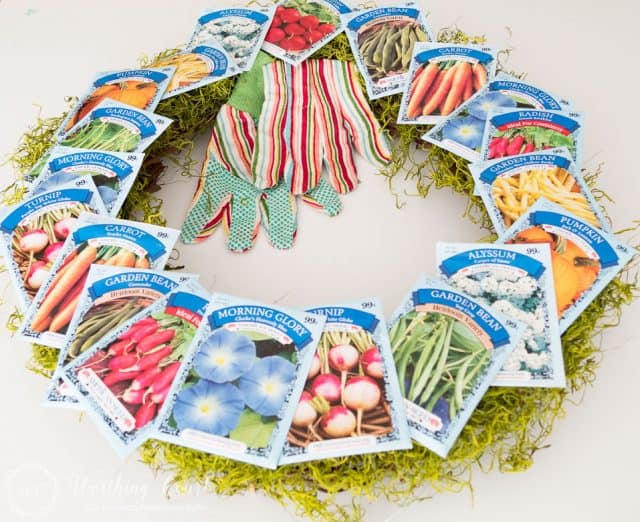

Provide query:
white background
left=1, top=0, right=639, bottom=520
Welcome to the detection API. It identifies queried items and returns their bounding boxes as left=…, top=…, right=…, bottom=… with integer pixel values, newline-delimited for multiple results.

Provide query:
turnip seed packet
left=423, top=72, right=572, bottom=164
left=188, top=6, right=275, bottom=73
left=280, top=299, right=411, bottom=465
left=45, top=265, right=197, bottom=408
left=343, top=2, right=434, bottom=100
left=56, top=67, right=175, bottom=141
left=469, top=147, right=608, bottom=236
left=388, top=275, right=524, bottom=457
left=437, top=242, right=565, bottom=388
left=499, top=198, right=635, bottom=333
left=18, top=213, right=179, bottom=348
left=0, top=177, right=107, bottom=312
left=263, top=0, right=352, bottom=66
left=154, top=293, right=325, bottom=469
left=59, top=99, right=173, bottom=154
left=398, top=43, right=497, bottom=125
left=61, top=279, right=210, bottom=457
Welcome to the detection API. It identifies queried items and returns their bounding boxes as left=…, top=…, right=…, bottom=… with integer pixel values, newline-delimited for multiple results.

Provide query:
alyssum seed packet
left=18, top=213, right=179, bottom=348
left=500, top=198, right=635, bottom=333
left=0, top=177, right=107, bottom=312
left=342, top=2, right=434, bottom=100
left=61, top=279, right=210, bottom=457
left=263, top=0, right=352, bottom=66
left=436, top=242, right=565, bottom=388
left=153, top=293, right=326, bottom=469
left=469, top=147, right=607, bottom=236
left=388, top=275, right=525, bottom=457
left=279, top=299, right=411, bottom=465
left=423, top=72, right=572, bottom=163
left=45, top=265, right=197, bottom=408
left=398, top=43, right=497, bottom=125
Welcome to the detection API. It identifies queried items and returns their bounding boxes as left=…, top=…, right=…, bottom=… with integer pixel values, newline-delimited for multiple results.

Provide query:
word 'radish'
left=320, top=406, right=356, bottom=438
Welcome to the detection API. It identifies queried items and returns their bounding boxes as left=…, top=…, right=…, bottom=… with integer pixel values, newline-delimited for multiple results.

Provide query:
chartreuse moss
left=5, top=32, right=638, bottom=522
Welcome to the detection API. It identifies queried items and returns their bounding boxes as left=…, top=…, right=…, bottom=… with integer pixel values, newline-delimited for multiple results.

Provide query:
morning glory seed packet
left=279, top=299, right=411, bottom=465
left=436, top=242, right=565, bottom=388
left=154, top=293, right=325, bottom=469
left=388, top=275, right=525, bottom=457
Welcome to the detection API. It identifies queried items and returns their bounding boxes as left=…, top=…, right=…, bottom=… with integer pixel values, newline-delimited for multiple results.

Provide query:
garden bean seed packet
left=56, top=67, right=175, bottom=141
left=423, top=72, right=572, bottom=164
left=262, top=0, right=352, bottom=66
left=188, top=5, right=275, bottom=73
left=469, top=147, right=608, bottom=236
left=59, top=99, right=173, bottom=154
left=45, top=265, right=197, bottom=409
left=279, top=299, right=411, bottom=465
left=398, top=43, right=497, bottom=125
left=154, top=293, right=326, bottom=469
left=18, top=213, right=179, bottom=349
left=388, top=275, right=525, bottom=457
left=499, top=198, right=635, bottom=333
left=61, top=279, right=210, bottom=457
left=28, top=146, right=144, bottom=216
left=343, top=2, right=434, bottom=100
left=0, top=177, right=107, bottom=312
left=436, top=242, right=565, bottom=388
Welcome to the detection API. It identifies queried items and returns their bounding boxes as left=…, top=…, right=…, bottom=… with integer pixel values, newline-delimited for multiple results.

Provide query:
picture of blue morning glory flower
left=238, top=355, right=296, bottom=417
left=466, top=91, right=516, bottom=120
left=441, top=116, right=485, bottom=149
left=173, top=380, right=245, bottom=436
left=193, top=329, right=256, bottom=383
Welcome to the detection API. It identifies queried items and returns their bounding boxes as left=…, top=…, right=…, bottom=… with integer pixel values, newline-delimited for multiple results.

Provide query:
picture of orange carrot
left=134, top=256, right=151, bottom=269
left=463, top=71, right=473, bottom=101
left=472, top=63, right=487, bottom=91
left=441, top=62, right=471, bottom=116
left=422, top=63, right=457, bottom=116
left=407, top=63, right=440, bottom=118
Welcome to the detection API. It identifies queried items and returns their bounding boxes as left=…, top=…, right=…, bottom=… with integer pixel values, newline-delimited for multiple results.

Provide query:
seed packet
left=0, top=178, right=107, bottom=312
left=388, top=275, right=524, bottom=457
left=469, top=148, right=608, bottom=236
left=188, top=6, right=275, bottom=73
left=56, top=67, right=175, bottom=141
left=398, top=43, right=497, bottom=125
left=436, top=242, right=565, bottom=387
left=59, top=99, right=173, bottom=154
left=45, top=266, right=197, bottom=408
left=499, top=198, right=635, bottom=333
left=18, top=213, right=180, bottom=348
left=343, top=2, right=434, bottom=100
left=262, top=0, right=352, bottom=66
left=279, top=299, right=411, bottom=464
left=28, top=146, right=144, bottom=216
left=60, top=280, right=210, bottom=457
left=154, top=293, right=325, bottom=469
left=423, top=72, right=572, bottom=163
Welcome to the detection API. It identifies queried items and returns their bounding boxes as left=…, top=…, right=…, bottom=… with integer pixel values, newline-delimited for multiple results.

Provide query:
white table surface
left=1, top=1, right=639, bottom=520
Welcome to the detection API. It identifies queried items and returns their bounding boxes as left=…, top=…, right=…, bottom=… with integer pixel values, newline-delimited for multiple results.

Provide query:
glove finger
left=301, top=179, right=342, bottom=217
left=259, top=181, right=297, bottom=250
left=210, top=105, right=256, bottom=184
left=226, top=177, right=261, bottom=252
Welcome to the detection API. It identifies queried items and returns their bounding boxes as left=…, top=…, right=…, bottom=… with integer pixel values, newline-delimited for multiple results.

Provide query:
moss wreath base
left=4, top=30, right=638, bottom=522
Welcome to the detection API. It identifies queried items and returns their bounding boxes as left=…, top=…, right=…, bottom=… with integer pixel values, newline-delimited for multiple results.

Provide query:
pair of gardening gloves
left=181, top=52, right=392, bottom=251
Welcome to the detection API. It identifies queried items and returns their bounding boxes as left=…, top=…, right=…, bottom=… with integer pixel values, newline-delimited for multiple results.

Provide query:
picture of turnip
left=361, top=347, right=385, bottom=379
left=311, top=372, right=341, bottom=403
left=343, top=376, right=381, bottom=435
left=26, top=261, right=49, bottom=290
left=320, top=406, right=356, bottom=438
left=54, top=217, right=77, bottom=240
left=328, top=343, right=359, bottom=391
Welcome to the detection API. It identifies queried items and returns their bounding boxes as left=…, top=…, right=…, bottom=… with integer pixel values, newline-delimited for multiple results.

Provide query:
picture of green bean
left=62, top=120, right=141, bottom=152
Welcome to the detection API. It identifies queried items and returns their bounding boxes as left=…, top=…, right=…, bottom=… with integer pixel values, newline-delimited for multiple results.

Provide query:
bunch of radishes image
left=265, top=1, right=338, bottom=52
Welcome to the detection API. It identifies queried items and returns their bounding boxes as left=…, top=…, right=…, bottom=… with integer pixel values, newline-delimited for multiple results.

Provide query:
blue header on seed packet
left=478, top=153, right=572, bottom=184
left=491, top=110, right=580, bottom=133
left=91, top=106, right=157, bottom=138
left=439, top=249, right=546, bottom=279
left=210, top=306, right=314, bottom=349
left=94, top=69, right=169, bottom=86
left=198, top=8, right=269, bottom=25
left=489, top=79, right=566, bottom=110
left=307, top=306, right=379, bottom=333
left=191, top=45, right=229, bottom=75
left=88, top=272, right=181, bottom=300
left=325, top=0, right=351, bottom=14
left=416, top=47, right=493, bottom=64
left=72, top=224, right=167, bottom=260
left=412, top=288, right=511, bottom=347
left=167, top=291, right=209, bottom=318
left=50, top=151, right=134, bottom=179
left=347, top=7, right=419, bottom=30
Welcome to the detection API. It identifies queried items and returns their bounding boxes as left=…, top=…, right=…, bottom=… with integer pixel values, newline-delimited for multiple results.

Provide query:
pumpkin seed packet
left=342, top=2, right=434, bottom=100
left=262, top=0, right=352, bottom=66
left=188, top=6, right=276, bottom=74
left=45, top=265, right=198, bottom=409
left=59, top=99, right=173, bottom=154
left=0, top=177, right=107, bottom=312
left=18, top=213, right=179, bottom=349
left=56, top=67, right=175, bottom=141
left=499, top=198, right=635, bottom=334
left=436, top=242, right=565, bottom=388
left=388, top=275, right=525, bottom=457
left=423, top=72, right=572, bottom=164
left=398, top=43, right=497, bottom=125
left=279, top=299, right=411, bottom=465
left=154, top=293, right=325, bottom=469
left=60, top=279, right=210, bottom=457
left=469, top=147, right=608, bottom=236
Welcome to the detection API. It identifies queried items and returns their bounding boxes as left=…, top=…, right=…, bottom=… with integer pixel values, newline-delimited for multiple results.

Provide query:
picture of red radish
left=317, top=23, right=336, bottom=35
left=361, top=347, right=385, bottom=379
left=299, top=15, right=319, bottom=29
left=280, top=36, right=307, bottom=52
left=26, top=261, right=49, bottom=289
left=121, top=387, right=146, bottom=405
left=306, top=30, right=324, bottom=44
left=53, top=217, right=76, bottom=240
left=272, top=14, right=283, bottom=27
left=283, top=23, right=305, bottom=35
left=134, top=400, right=157, bottom=429
left=320, top=406, right=356, bottom=438
left=130, top=365, right=163, bottom=391
left=266, top=27, right=286, bottom=44
left=279, top=7, right=301, bottom=24
left=43, top=241, right=64, bottom=263
left=311, top=373, right=341, bottom=403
